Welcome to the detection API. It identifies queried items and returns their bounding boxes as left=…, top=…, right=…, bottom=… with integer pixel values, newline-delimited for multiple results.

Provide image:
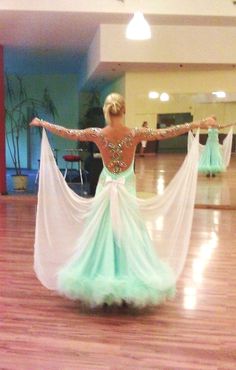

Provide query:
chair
left=63, top=149, right=84, bottom=184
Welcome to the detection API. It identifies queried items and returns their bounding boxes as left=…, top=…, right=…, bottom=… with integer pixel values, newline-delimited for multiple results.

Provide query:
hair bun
left=109, top=101, right=120, bottom=115
left=103, top=93, right=125, bottom=124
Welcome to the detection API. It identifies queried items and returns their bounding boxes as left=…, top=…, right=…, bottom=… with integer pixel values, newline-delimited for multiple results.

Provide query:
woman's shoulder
left=101, top=126, right=133, bottom=138
left=83, top=127, right=102, bottom=137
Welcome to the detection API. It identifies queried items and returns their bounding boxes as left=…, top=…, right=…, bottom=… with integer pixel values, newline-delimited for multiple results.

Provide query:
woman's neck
left=109, top=115, right=125, bottom=128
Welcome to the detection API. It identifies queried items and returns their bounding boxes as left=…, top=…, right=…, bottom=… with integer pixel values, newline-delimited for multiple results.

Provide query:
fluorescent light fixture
left=148, top=91, right=159, bottom=99
left=212, top=91, right=226, bottom=98
left=126, top=11, right=151, bottom=40
left=160, top=92, right=170, bottom=102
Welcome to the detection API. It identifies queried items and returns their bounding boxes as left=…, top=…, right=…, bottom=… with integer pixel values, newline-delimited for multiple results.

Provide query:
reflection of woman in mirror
left=30, top=93, right=218, bottom=309
left=140, top=121, right=148, bottom=156
left=199, top=124, right=232, bottom=177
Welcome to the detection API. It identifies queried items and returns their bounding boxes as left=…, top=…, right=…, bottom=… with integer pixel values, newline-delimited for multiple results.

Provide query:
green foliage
left=81, top=90, right=105, bottom=129
left=5, top=75, right=58, bottom=175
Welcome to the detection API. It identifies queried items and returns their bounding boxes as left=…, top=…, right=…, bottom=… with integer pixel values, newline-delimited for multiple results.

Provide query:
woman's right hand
left=30, top=118, right=43, bottom=127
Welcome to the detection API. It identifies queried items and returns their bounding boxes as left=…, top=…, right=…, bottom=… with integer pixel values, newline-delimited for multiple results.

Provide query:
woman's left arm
left=133, top=116, right=217, bottom=142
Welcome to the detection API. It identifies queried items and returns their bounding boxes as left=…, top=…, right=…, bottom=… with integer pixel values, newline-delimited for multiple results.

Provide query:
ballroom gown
left=198, top=128, right=225, bottom=174
left=57, top=162, right=175, bottom=307
left=34, top=128, right=201, bottom=308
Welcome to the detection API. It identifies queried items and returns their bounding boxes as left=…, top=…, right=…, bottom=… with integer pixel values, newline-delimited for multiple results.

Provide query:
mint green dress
left=198, top=128, right=225, bottom=174
left=35, top=129, right=200, bottom=309
left=57, top=163, right=175, bottom=308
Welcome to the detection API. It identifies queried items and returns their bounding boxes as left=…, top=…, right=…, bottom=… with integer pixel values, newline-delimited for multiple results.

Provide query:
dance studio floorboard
left=0, top=154, right=236, bottom=370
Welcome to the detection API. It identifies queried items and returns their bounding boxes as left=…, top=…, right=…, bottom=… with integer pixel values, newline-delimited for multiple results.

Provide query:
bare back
left=94, top=127, right=137, bottom=174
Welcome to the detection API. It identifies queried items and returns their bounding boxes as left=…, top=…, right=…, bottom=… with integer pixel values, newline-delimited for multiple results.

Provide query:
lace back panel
left=97, top=131, right=135, bottom=174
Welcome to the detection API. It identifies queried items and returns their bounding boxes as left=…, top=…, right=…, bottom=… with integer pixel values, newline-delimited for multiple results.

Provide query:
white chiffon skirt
left=34, top=130, right=201, bottom=307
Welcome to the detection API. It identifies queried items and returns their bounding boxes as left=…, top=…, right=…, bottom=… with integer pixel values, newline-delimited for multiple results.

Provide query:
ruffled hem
left=198, top=165, right=225, bottom=174
left=57, top=274, right=175, bottom=308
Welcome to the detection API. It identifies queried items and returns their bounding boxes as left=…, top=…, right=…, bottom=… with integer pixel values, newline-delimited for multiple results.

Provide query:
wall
left=99, top=75, right=126, bottom=105
left=100, top=25, right=236, bottom=66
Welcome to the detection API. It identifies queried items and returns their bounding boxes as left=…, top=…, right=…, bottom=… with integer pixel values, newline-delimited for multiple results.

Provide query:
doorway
left=156, top=112, right=193, bottom=153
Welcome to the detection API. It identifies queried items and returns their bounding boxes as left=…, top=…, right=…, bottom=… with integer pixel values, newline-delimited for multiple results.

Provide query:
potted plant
left=5, top=75, right=57, bottom=191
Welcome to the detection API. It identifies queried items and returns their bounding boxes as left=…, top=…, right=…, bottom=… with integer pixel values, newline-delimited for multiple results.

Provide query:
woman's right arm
left=218, top=123, right=235, bottom=130
left=30, top=118, right=100, bottom=142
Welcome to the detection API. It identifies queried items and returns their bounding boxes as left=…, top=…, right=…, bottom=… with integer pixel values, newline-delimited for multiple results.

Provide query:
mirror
left=134, top=92, right=236, bottom=208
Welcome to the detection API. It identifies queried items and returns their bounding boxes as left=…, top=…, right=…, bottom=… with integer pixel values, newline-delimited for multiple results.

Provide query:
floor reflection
left=195, top=173, right=231, bottom=205
left=183, top=213, right=220, bottom=310
left=156, top=175, right=165, bottom=195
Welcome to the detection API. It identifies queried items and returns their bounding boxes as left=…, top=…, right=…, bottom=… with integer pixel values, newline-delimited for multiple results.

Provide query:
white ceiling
left=1, top=10, right=236, bottom=53
left=1, top=1, right=236, bottom=78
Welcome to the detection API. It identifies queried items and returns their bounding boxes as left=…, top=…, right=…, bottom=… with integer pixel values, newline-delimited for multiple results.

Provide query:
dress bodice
left=207, top=128, right=219, bottom=142
left=96, top=130, right=136, bottom=175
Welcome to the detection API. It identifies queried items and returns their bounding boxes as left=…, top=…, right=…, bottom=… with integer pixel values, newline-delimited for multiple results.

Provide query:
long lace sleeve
left=40, top=120, right=101, bottom=142
left=133, top=122, right=200, bottom=142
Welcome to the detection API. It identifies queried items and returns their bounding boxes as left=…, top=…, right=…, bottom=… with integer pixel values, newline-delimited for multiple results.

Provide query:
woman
left=31, top=93, right=217, bottom=308
left=140, top=121, right=148, bottom=156
left=199, top=127, right=226, bottom=177
left=188, top=123, right=233, bottom=177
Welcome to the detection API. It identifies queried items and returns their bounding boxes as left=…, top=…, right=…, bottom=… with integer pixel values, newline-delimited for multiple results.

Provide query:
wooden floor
left=0, top=154, right=236, bottom=370
left=136, top=154, right=236, bottom=208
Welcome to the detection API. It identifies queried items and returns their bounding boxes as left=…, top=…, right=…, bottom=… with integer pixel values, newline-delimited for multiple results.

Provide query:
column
left=0, top=45, right=6, bottom=194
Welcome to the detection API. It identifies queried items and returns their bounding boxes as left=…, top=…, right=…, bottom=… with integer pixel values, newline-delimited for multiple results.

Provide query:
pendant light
left=126, top=11, right=151, bottom=40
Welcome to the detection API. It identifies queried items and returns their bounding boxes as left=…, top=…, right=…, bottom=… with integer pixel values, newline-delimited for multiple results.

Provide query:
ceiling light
left=148, top=91, right=159, bottom=99
left=160, top=92, right=170, bottom=102
left=212, top=91, right=226, bottom=98
left=126, top=11, right=151, bottom=40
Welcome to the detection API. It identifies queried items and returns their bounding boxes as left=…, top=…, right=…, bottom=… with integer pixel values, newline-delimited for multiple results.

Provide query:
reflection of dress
left=188, top=127, right=233, bottom=175
left=34, top=129, right=200, bottom=308
left=198, top=128, right=225, bottom=174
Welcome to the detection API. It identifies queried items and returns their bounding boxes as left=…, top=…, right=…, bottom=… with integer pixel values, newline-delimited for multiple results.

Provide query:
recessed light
left=160, top=92, right=170, bottom=102
left=212, top=91, right=226, bottom=98
left=148, top=91, right=159, bottom=99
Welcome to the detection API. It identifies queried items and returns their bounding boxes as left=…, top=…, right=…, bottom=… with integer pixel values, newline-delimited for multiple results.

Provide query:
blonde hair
left=103, top=93, right=125, bottom=124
